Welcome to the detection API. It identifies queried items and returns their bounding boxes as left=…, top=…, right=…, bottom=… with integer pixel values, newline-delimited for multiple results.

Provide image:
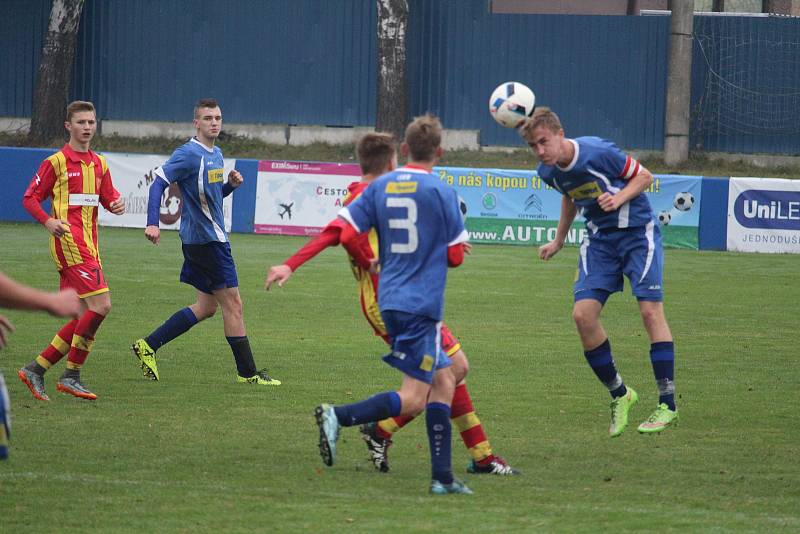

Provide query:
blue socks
left=426, top=402, right=453, bottom=484
left=145, top=307, right=198, bottom=351
left=584, top=339, right=627, bottom=398
left=650, top=341, right=676, bottom=410
left=333, top=391, right=401, bottom=427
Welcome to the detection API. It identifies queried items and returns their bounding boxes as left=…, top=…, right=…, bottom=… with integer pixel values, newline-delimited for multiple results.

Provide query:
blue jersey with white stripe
left=155, top=138, right=227, bottom=244
left=537, top=137, right=654, bottom=230
left=340, top=167, right=468, bottom=321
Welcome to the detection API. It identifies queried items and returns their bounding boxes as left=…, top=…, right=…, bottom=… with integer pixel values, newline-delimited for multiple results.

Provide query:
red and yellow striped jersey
left=23, top=144, right=120, bottom=271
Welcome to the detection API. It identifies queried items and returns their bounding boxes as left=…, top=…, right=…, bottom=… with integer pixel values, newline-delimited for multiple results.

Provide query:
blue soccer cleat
left=430, top=478, right=474, bottom=495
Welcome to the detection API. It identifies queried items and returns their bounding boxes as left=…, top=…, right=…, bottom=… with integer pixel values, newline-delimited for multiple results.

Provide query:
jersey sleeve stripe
left=338, top=207, right=361, bottom=233
left=448, top=229, right=469, bottom=247
left=621, top=156, right=640, bottom=180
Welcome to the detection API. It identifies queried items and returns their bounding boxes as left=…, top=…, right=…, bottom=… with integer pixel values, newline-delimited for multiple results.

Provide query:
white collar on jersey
left=556, top=139, right=580, bottom=172
left=397, top=165, right=431, bottom=174
left=191, top=137, right=215, bottom=153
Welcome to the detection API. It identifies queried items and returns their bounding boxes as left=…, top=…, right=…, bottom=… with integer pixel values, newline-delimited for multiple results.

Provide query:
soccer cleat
left=430, top=478, right=474, bottom=495
left=17, top=368, right=50, bottom=401
left=637, top=403, right=679, bottom=434
left=314, top=404, right=339, bottom=466
left=359, top=422, right=392, bottom=472
left=609, top=387, right=638, bottom=437
left=467, top=456, right=520, bottom=476
left=56, top=377, right=98, bottom=401
left=237, top=369, right=281, bottom=386
left=131, top=339, right=159, bottom=381
left=1, top=374, right=10, bottom=460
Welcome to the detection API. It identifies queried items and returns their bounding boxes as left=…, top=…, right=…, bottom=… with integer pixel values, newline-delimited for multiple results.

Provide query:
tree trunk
left=664, top=0, right=693, bottom=167
left=28, top=0, right=85, bottom=146
left=376, top=0, right=408, bottom=143
left=762, top=0, right=793, bottom=14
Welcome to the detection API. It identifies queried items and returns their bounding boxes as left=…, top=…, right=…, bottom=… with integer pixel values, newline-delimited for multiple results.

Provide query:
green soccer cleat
left=131, top=339, right=159, bottom=381
left=314, top=404, right=339, bottom=466
left=430, top=478, right=474, bottom=495
left=237, top=369, right=281, bottom=386
left=637, top=403, right=679, bottom=434
left=609, top=387, right=638, bottom=438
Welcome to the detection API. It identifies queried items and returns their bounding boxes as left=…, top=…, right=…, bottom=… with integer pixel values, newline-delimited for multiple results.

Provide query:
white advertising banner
left=254, top=160, right=361, bottom=236
left=99, top=152, right=234, bottom=231
left=727, top=177, right=800, bottom=253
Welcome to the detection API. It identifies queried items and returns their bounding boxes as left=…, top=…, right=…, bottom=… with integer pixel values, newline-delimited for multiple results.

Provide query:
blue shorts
left=380, top=310, right=452, bottom=384
left=180, top=242, right=239, bottom=295
left=574, top=222, right=664, bottom=303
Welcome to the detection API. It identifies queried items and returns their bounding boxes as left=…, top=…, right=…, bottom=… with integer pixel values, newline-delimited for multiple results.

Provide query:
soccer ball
left=657, top=210, right=672, bottom=226
left=458, top=196, right=468, bottom=222
left=489, top=82, right=536, bottom=128
left=673, top=192, right=694, bottom=211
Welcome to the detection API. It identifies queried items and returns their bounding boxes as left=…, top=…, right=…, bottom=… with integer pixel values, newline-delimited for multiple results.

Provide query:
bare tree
left=28, top=0, right=85, bottom=146
left=376, top=0, right=408, bottom=142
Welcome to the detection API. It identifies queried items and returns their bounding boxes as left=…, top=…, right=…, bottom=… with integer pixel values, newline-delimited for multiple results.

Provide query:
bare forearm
left=0, top=272, right=57, bottom=312
left=553, top=197, right=578, bottom=244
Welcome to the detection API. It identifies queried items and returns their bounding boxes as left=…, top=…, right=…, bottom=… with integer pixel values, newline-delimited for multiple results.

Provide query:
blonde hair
left=65, top=101, right=95, bottom=122
left=357, top=132, right=396, bottom=175
left=520, top=107, right=563, bottom=140
left=404, top=113, right=442, bottom=161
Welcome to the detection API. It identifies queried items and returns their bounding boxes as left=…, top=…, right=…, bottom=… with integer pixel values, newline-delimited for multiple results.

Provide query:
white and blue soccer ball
left=673, top=191, right=694, bottom=212
left=489, top=82, right=536, bottom=129
left=657, top=210, right=672, bottom=226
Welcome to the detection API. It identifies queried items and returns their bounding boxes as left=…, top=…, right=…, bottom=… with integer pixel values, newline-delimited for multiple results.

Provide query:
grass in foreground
left=0, top=223, right=798, bottom=532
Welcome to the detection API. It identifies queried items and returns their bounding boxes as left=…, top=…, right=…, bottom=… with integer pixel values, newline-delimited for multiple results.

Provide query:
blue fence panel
left=407, top=1, right=670, bottom=150
left=70, top=0, right=377, bottom=126
left=0, top=0, right=50, bottom=118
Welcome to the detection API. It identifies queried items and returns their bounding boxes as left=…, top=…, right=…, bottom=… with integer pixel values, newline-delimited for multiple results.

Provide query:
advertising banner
left=436, top=167, right=702, bottom=249
left=100, top=152, right=235, bottom=231
left=254, top=160, right=361, bottom=236
left=727, top=177, right=800, bottom=253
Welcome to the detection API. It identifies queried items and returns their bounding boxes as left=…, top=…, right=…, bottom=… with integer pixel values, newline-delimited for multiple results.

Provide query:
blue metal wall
left=3, top=1, right=799, bottom=154
left=407, top=0, right=669, bottom=149
left=71, top=0, right=377, bottom=125
left=0, top=0, right=49, bottom=118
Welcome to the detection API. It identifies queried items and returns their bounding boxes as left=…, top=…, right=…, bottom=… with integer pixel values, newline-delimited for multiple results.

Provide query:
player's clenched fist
left=145, top=225, right=161, bottom=245
left=228, top=170, right=244, bottom=188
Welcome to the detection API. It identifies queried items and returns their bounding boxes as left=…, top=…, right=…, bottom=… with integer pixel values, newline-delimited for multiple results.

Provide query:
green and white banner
left=434, top=167, right=702, bottom=249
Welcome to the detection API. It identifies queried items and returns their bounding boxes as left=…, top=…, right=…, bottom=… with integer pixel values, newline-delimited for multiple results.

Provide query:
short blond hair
left=357, top=132, right=396, bottom=175
left=65, top=101, right=95, bottom=122
left=404, top=114, right=442, bottom=162
left=520, top=107, right=563, bottom=140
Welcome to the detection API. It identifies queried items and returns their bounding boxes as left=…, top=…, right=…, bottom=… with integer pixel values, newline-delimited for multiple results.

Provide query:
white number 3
left=387, top=197, right=418, bottom=253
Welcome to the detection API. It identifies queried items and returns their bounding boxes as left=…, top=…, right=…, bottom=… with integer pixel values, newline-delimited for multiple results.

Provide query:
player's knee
left=572, top=307, right=595, bottom=330
left=639, top=305, right=665, bottom=329
left=194, top=303, right=218, bottom=320
left=88, top=299, right=112, bottom=316
left=450, top=352, right=469, bottom=382
left=398, top=393, right=426, bottom=416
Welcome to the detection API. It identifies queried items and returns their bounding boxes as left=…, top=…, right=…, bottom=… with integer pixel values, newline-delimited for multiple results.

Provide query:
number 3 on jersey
left=387, top=197, right=418, bottom=253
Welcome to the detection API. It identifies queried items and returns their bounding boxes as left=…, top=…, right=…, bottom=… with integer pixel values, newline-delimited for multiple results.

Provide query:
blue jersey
left=155, top=138, right=228, bottom=245
left=340, top=166, right=468, bottom=321
left=537, top=137, right=653, bottom=231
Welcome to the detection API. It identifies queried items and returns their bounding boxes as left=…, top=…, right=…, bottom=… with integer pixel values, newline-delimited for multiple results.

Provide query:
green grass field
left=1, top=222, right=798, bottom=532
